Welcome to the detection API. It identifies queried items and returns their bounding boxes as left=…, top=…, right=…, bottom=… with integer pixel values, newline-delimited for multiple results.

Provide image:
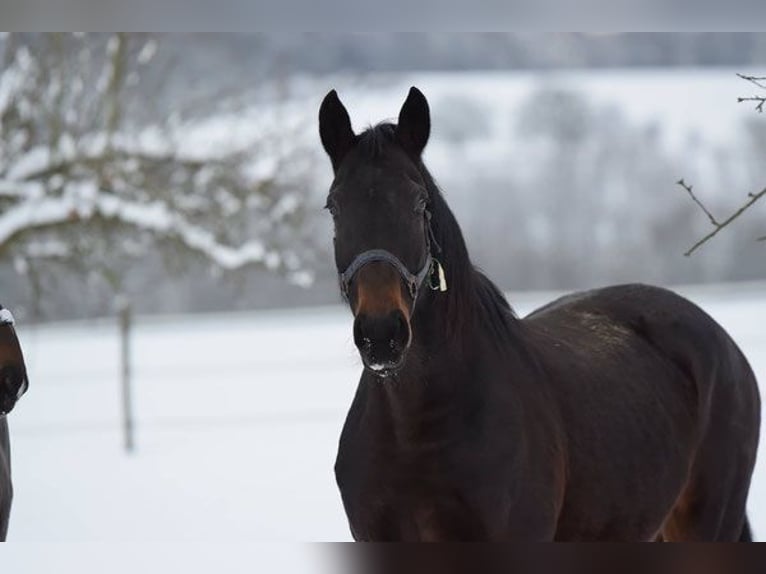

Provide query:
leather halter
left=338, top=210, right=442, bottom=307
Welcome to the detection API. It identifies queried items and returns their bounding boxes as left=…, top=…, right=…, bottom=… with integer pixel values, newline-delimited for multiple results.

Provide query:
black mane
left=356, top=123, right=520, bottom=345
left=355, top=122, right=397, bottom=159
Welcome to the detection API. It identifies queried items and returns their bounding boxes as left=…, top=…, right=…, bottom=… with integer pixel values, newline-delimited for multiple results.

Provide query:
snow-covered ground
left=2, top=282, right=766, bottom=548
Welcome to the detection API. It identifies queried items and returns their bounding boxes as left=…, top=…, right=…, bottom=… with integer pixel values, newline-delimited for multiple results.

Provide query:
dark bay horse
left=319, top=87, right=761, bottom=541
left=0, top=304, right=29, bottom=541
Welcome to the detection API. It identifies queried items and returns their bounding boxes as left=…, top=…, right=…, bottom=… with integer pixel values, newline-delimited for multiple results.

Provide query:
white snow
left=5, top=147, right=53, bottom=181
left=2, top=282, right=766, bottom=551
left=0, top=185, right=277, bottom=272
left=137, top=40, right=158, bottom=65
left=0, top=308, right=14, bottom=325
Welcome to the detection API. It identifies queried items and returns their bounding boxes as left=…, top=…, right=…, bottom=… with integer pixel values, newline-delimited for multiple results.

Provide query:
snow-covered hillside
left=309, top=68, right=764, bottom=187
left=3, top=283, right=766, bottom=548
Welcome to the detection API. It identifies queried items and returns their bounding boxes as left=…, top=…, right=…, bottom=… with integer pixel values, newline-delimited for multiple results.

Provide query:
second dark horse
left=1, top=304, right=29, bottom=541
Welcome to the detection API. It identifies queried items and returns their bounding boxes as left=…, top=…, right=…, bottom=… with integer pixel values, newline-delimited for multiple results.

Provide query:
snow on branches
left=0, top=34, right=315, bottom=293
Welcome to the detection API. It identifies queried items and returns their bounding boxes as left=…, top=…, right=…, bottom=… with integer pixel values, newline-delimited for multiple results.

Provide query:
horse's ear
left=319, top=89, right=356, bottom=171
left=396, top=86, right=430, bottom=158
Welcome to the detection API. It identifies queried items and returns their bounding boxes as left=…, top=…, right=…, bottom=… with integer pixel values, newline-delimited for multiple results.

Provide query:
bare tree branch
left=736, top=73, right=766, bottom=113
left=679, top=72, right=766, bottom=255
left=737, top=73, right=766, bottom=89
left=677, top=179, right=766, bottom=256
left=738, top=97, right=766, bottom=113
left=676, top=178, right=719, bottom=226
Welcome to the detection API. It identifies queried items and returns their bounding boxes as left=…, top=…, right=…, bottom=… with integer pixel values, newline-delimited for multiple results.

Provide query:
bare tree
left=0, top=34, right=318, bottom=452
left=0, top=34, right=315, bottom=314
left=679, top=73, right=765, bottom=256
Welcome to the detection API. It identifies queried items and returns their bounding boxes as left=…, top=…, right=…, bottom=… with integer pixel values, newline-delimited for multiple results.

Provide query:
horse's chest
left=335, top=382, right=526, bottom=540
left=340, top=473, right=477, bottom=541
left=337, top=435, right=491, bottom=541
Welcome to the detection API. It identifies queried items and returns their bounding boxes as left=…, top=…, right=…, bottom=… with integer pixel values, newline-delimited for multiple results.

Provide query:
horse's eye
left=415, top=197, right=428, bottom=214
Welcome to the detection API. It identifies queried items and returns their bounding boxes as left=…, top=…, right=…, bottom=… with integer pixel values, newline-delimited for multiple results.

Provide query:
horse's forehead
left=344, top=162, right=418, bottom=199
left=344, top=144, right=417, bottom=178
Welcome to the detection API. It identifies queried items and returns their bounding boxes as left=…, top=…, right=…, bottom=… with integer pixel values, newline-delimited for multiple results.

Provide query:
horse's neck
left=377, top=288, right=481, bottom=422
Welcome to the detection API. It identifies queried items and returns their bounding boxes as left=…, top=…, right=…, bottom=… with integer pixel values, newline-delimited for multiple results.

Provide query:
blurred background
left=0, top=33, right=765, bottom=543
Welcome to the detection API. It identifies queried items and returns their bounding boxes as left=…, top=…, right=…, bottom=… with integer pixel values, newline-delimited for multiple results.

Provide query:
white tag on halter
left=0, top=308, right=14, bottom=325
left=436, top=261, right=448, bottom=292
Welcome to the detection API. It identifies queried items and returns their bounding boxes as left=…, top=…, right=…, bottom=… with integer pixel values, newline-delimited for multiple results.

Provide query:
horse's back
left=526, top=282, right=759, bottom=408
left=526, top=282, right=760, bottom=446
left=524, top=283, right=760, bottom=540
left=0, top=417, right=11, bottom=541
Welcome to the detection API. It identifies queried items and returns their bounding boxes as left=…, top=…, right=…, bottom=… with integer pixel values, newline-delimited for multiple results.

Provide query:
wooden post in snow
left=117, top=297, right=135, bottom=453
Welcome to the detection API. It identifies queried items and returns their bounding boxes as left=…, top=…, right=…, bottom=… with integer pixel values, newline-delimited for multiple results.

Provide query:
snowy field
left=2, top=282, right=766, bottom=549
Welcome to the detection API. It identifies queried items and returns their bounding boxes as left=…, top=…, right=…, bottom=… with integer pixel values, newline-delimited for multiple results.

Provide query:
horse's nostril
left=353, top=318, right=362, bottom=345
left=389, top=311, right=410, bottom=352
left=353, top=311, right=411, bottom=364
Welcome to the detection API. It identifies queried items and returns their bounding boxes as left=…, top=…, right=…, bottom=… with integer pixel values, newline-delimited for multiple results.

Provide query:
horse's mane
left=419, top=158, right=521, bottom=345
left=356, top=122, right=396, bottom=158
left=358, top=123, right=521, bottom=346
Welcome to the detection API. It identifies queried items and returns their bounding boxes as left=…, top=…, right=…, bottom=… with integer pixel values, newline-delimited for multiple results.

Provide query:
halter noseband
left=339, top=249, right=433, bottom=302
left=338, top=209, right=446, bottom=307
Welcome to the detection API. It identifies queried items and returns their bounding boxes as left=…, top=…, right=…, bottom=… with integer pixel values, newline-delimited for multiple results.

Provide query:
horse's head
left=0, top=307, right=28, bottom=415
left=320, top=87, right=438, bottom=377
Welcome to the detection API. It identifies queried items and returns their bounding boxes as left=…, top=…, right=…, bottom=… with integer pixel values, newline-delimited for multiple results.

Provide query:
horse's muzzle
left=353, top=309, right=411, bottom=378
